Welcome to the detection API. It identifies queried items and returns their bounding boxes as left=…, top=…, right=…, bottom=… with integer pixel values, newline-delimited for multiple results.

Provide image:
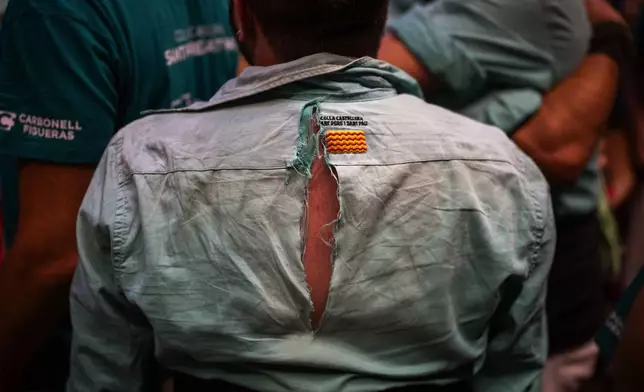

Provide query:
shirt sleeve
left=388, top=0, right=589, bottom=105
left=0, top=6, right=120, bottom=164
left=460, top=89, right=543, bottom=135
left=68, top=139, right=154, bottom=392
left=474, top=195, right=556, bottom=392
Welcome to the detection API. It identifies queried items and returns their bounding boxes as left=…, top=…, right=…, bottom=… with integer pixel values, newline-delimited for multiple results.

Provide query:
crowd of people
left=0, top=0, right=643, bottom=391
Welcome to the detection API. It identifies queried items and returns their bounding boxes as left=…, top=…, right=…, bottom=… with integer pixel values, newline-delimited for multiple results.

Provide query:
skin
left=513, top=54, right=618, bottom=185
left=0, top=162, right=94, bottom=391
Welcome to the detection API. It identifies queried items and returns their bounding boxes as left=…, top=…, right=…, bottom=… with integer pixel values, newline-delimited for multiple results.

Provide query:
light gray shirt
left=68, top=54, right=555, bottom=392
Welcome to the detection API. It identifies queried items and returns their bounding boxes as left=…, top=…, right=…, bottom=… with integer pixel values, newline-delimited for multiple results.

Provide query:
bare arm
left=513, top=55, right=619, bottom=184
left=0, top=162, right=94, bottom=390
left=515, top=0, right=627, bottom=184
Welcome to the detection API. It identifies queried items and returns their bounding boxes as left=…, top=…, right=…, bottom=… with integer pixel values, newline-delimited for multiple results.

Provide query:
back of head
left=243, top=0, right=389, bottom=63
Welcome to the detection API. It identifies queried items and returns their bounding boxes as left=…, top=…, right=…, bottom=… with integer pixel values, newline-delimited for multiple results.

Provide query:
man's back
left=69, top=55, right=555, bottom=392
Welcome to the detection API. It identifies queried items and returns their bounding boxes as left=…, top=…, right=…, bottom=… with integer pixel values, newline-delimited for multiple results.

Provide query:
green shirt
left=0, top=0, right=238, bottom=246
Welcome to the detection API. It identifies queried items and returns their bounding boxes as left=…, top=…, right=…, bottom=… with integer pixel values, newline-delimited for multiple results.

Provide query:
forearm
left=0, top=243, right=77, bottom=381
left=513, top=54, right=619, bottom=184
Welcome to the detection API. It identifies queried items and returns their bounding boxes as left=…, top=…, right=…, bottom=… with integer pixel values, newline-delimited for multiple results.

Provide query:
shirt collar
left=151, top=53, right=423, bottom=115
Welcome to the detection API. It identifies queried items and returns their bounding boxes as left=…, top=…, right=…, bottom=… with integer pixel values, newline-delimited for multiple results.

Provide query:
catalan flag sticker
left=325, top=130, right=368, bottom=154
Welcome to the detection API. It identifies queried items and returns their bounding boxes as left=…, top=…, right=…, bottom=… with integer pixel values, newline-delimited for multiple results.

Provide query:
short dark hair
left=246, top=0, right=389, bottom=61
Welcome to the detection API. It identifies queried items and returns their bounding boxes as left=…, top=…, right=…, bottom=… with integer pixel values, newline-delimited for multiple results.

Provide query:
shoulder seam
left=109, top=137, right=129, bottom=281
left=120, top=157, right=518, bottom=178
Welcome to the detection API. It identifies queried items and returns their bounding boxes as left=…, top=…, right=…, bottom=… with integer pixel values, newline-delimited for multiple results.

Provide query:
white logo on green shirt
left=0, top=111, right=16, bottom=131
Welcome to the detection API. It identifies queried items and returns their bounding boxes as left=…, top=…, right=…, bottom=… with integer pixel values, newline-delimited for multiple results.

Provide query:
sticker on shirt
left=0, top=111, right=17, bottom=131
left=321, top=116, right=369, bottom=154
left=13, top=114, right=82, bottom=141
left=165, top=23, right=237, bottom=67
left=325, top=130, right=368, bottom=154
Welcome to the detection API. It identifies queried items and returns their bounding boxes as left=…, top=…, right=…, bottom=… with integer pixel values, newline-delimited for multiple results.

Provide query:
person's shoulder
left=112, top=111, right=191, bottom=164
left=393, top=94, right=527, bottom=158
left=387, top=95, right=552, bottom=263
left=393, top=95, right=552, bottom=243
left=111, top=93, right=303, bottom=177
left=110, top=105, right=233, bottom=176
left=390, top=94, right=549, bottom=197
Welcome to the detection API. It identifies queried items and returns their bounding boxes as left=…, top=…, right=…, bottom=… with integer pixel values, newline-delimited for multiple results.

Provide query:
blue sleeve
left=460, top=89, right=543, bottom=135
left=388, top=0, right=589, bottom=105
left=68, top=139, right=154, bottom=392
left=0, top=3, right=120, bottom=164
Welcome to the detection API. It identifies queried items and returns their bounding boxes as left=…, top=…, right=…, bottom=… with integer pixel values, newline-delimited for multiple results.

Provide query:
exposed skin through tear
left=302, top=124, right=339, bottom=330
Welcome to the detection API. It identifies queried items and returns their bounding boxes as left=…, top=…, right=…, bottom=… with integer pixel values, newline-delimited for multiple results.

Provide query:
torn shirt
left=68, top=54, right=555, bottom=392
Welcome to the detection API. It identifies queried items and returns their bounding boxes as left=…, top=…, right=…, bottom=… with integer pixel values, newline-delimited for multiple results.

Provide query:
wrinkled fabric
left=69, top=54, right=555, bottom=392
left=387, top=0, right=599, bottom=218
